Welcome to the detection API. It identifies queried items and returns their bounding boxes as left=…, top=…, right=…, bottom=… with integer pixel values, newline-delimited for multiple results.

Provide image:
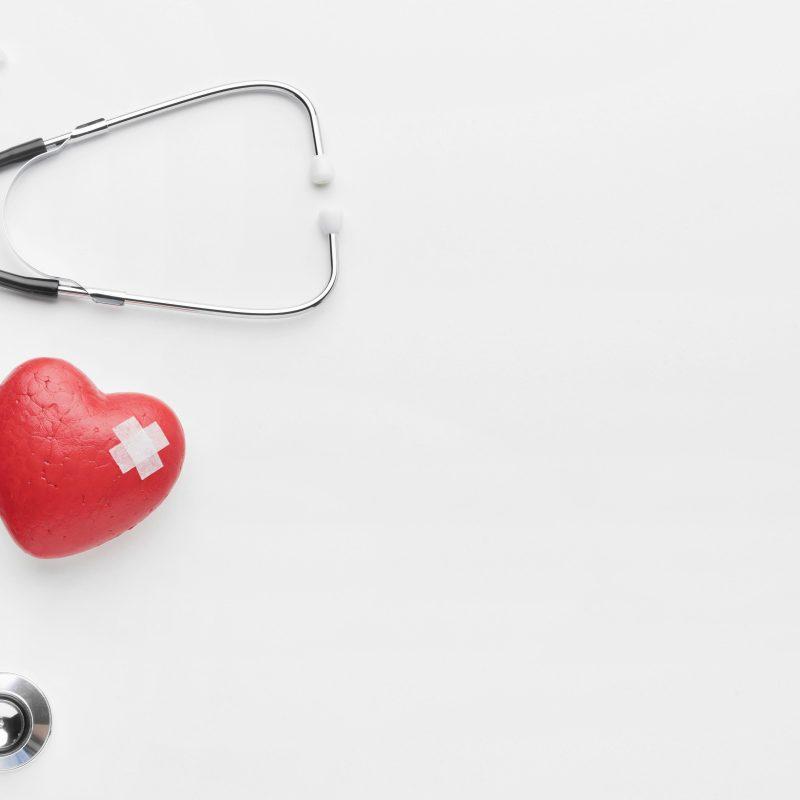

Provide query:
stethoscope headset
left=0, top=81, right=342, bottom=318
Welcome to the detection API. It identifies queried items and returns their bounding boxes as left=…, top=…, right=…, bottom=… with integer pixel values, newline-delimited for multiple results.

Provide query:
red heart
left=0, top=358, right=185, bottom=558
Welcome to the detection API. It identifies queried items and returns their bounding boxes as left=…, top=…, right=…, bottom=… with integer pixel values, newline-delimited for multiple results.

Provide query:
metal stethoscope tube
left=44, top=80, right=325, bottom=154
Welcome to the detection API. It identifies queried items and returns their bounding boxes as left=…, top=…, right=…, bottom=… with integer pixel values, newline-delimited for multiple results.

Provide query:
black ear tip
left=0, top=138, right=47, bottom=170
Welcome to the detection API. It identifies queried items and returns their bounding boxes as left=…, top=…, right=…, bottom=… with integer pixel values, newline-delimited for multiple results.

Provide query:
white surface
left=1, top=1, right=799, bottom=797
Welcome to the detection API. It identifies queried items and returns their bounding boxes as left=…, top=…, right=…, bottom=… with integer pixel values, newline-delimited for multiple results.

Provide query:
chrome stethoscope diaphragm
left=0, top=673, right=52, bottom=772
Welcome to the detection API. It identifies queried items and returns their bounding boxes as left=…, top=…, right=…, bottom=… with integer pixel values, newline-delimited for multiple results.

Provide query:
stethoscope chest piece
left=0, top=674, right=51, bottom=771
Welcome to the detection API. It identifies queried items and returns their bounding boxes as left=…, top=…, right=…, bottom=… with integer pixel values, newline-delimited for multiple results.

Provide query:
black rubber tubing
left=0, top=270, right=59, bottom=297
left=0, top=139, right=60, bottom=297
left=0, top=138, right=47, bottom=170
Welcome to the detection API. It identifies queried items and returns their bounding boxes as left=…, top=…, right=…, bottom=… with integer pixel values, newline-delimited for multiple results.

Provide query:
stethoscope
left=0, top=82, right=341, bottom=773
left=0, top=81, right=342, bottom=318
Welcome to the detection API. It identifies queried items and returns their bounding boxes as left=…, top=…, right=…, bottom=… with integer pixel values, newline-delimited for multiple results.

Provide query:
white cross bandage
left=109, top=416, right=170, bottom=480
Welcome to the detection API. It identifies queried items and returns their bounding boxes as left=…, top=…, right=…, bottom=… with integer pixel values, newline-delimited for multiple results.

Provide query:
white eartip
left=310, top=154, right=334, bottom=186
left=318, top=209, right=343, bottom=235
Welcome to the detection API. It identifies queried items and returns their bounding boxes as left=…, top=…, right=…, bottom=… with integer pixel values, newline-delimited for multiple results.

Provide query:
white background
left=1, top=1, right=799, bottom=796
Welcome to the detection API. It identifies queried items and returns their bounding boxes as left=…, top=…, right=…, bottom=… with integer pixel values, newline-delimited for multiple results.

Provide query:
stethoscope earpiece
left=0, top=674, right=51, bottom=772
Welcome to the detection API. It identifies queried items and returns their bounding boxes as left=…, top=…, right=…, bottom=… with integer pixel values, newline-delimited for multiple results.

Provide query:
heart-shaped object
left=0, top=358, right=185, bottom=558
